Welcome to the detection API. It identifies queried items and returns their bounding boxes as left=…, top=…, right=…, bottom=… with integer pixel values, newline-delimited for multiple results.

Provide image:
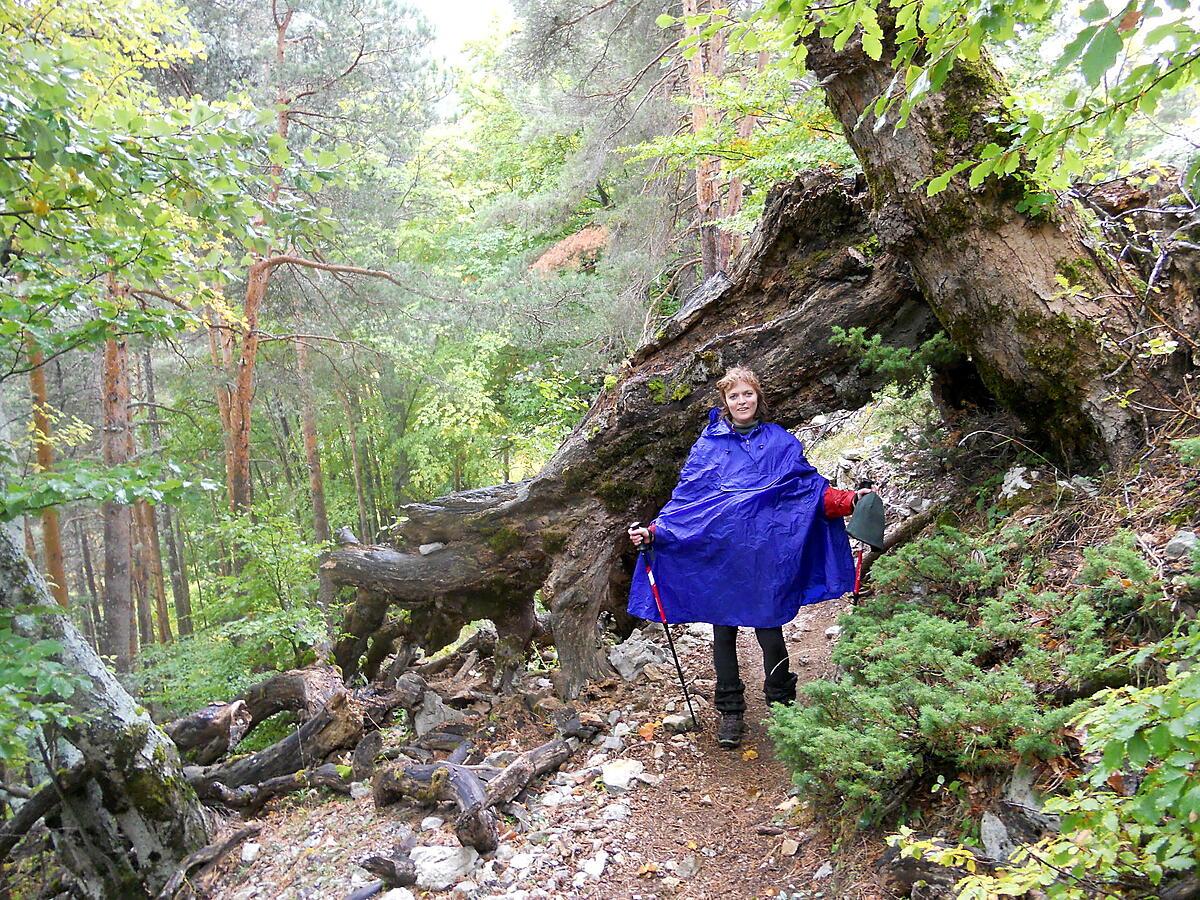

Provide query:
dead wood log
left=359, top=850, right=416, bottom=887
left=372, top=763, right=499, bottom=853
left=352, top=731, right=384, bottom=781
left=325, top=170, right=939, bottom=697
left=193, top=763, right=352, bottom=816
left=166, top=666, right=343, bottom=764
left=155, top=825, right=261, bottom=900
left=477, top=738, right=574, bottom=810
left=191, top=674, right=426, bottom=793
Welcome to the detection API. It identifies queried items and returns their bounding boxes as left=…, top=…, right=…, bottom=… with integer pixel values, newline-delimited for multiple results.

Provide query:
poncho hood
left=628, top=408, right=853, bottom=627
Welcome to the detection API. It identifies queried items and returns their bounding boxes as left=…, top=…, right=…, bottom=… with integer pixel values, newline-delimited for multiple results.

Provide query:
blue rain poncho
left=628, top=409, right=854, bottom=627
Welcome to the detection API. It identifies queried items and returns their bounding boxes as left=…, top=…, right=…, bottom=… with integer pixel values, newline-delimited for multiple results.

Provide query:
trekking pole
left=631, top=522, right=700, bottom=730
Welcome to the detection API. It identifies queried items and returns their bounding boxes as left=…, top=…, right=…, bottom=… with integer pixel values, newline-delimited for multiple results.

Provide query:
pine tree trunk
left=28, top=345, right=68, bottom=608
left=74, top=516, right=103, bottom=648
left=141, top=349, right=193, bottom=636
left=296, top=337, right=331, bottom=543
left=206, top=316, right=238, bottom=507
left=684, top=0, right=723, bottom=278
left=802, top=22, right=1167, bottom=463
left=0, top=528, right=209, bottom=897
left=100, top=326, right=134, bottom=672
left=341, top=388, right=371, bottom=541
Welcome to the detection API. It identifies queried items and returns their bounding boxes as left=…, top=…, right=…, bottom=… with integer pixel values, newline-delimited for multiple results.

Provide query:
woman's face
left=724, top=380, right=759, bottom=426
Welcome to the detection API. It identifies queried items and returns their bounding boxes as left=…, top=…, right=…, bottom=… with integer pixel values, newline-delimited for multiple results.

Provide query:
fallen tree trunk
left=166, top=665, right=344, bottom=764
left=0, top=527, right=210, bottom=898
left=190, top=674, right=426, bottom=794
left=325, top=170, right=938, bottom=696
left=801, top=16, right=1194, bottom=465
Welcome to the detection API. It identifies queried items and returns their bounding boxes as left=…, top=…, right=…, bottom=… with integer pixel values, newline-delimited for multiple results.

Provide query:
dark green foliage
left=768, top=523, right=1159, bottom=819
left=830, top=327, right=960, bottom=396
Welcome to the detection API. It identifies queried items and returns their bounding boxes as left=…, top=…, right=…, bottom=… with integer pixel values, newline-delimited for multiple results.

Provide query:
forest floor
left=202, top=599, right=885, bottom=900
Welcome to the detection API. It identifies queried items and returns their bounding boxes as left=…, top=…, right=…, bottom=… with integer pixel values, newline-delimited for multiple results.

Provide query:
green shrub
left=769, top=524, right=1152, bottom=820
left=896, top=620, right=1200, bottom=898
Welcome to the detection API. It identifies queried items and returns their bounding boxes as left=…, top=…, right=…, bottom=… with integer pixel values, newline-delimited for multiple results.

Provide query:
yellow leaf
left=30, top=198, right=50, bottom=216
left=686, top=840, right=698, bottom=850
left=742, top=749, right=759, bottom=761
left=638, top=722, right=659, bottom=741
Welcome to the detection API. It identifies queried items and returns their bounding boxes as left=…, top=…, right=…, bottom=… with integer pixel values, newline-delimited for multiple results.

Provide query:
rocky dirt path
left=204, top=599, right=878, bottom=900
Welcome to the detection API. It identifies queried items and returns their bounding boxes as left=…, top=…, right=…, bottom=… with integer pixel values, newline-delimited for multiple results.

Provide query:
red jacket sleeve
left=823, top=487, right=856, bottom=519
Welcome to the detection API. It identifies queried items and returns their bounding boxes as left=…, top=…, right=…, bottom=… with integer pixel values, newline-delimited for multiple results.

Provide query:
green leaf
left=1081, top=24, right=1123, bottom=86
left=1081, top=0, right=1111, bottom=22
left=654, top=13, right=675, bottom=27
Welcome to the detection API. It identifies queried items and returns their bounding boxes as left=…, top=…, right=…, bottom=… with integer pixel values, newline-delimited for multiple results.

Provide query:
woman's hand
left=853, top=488, right=873, bottom=505
left=628, top=524, right=652, bottom=546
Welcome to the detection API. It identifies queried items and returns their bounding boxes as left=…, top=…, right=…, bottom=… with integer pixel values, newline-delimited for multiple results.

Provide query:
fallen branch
left=193, top=763, right=352, bottom=817
left=155, top=824, right=262, bottom=900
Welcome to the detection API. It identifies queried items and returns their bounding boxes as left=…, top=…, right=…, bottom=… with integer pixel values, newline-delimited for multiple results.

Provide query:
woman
left=627, top=367, right=865, bottom=749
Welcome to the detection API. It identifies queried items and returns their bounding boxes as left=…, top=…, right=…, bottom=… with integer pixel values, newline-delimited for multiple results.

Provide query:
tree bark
left=75, top=516, right=103, bottom=640
left=0, top=528, right=209, bottom=898
left=100, top=321, right=134, bottom=672
left=295, top=338, right=331, bottom=543
left=325, top=171, right=938, bottom=696
left=140, top=348, right=190, bottom=638
left=684, top=0, right=724, bottom=278
left=801, top=20, right=1184, bottom=464
left=28, top=345, right=68, bottom=608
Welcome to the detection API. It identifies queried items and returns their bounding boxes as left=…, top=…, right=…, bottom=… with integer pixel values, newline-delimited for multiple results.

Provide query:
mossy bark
left=0, top=527, right=209, bottom=898
left=803, top=21, right=1157, bottom=464
left=324, top=171, right=939, bottom=697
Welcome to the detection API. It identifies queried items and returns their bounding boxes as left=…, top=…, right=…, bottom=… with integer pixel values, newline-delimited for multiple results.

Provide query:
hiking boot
left=716, top=712, right=744, bottom=749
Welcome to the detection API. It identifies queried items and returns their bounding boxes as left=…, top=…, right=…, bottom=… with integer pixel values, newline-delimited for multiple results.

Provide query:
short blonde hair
left=716, top=366, right=770, bottom=421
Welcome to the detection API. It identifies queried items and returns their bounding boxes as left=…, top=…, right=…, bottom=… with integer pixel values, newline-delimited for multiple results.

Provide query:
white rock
left=662, top=714, right=692, bottom=733
left=539, top=790, right=568, bottom=807
left=411, top=845, right=479, bottom=890
left=612, top=722, right=631, bottom=738
left=414, top=690, right=466, bottom=737
left=1166, top=530, right=1198, bottom=559
left=380, top=889, right=415, bottom=900
left=633, top=772, right=663, bottom=787
left=824, top=625, right=841, bottom=640
left=509, top=852, right=535, bottom=871
left=240, top=842, right=261, bottom=864
left=582, top=851, right=608, bottom=878
left=600, top=802, right=630, bottom=821
left=677, top=853, right=700, bottom=878
left=607, top=708, right=622, bottom=725
left=600, top=735, right=625, bottom=752
left=813, top=861, right=834, bottom=880
left=420, top=815, right=445, bottom=831
left=418, top=542, right=445, bottom=555
left=349, top=781, right=371, bottom=800
left=601, top=758, right=645, bottom=793
left=980, top=810, right=1015, bottom=861
left=494, top=844, right=516, bottom=863
left=452, top=881, right=478, bottom=898
left=608, top=635, right=670, bottom=680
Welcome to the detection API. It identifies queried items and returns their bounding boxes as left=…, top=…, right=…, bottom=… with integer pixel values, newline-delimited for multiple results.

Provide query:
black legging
left=712, top=625, right=798, bottom=714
